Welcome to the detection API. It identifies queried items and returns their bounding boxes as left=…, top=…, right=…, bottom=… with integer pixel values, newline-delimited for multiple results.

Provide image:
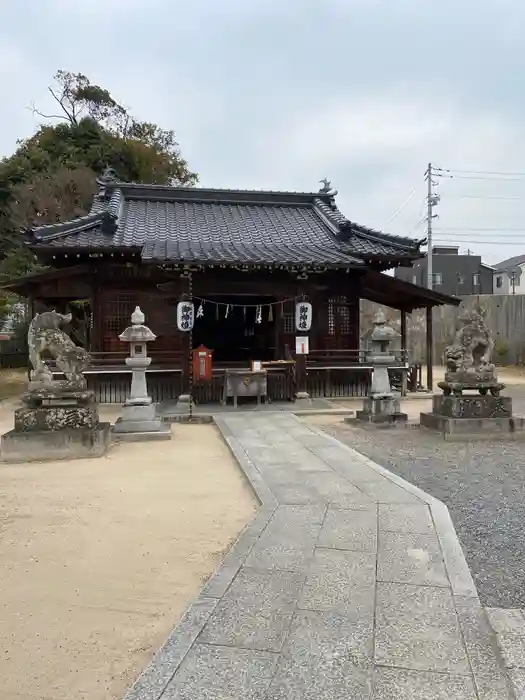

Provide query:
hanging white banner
left=177, top=301, right=194, bottom=331
left=295, top=301, right=312, bottom=332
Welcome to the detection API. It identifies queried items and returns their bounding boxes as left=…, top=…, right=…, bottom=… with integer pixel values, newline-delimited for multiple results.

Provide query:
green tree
left=0, top=70, right=198, bottom=288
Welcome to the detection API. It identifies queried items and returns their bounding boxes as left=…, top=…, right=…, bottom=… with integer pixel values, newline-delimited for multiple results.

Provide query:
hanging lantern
left=177, top=301, right=194, bottom=331
left=295, top=301, right=312, bottom=332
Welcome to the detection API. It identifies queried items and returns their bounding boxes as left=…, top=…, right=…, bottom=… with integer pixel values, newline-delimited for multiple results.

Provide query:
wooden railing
left=88, top=350, right=183, bottom=368
left=307, top=348, right=409, bottom=366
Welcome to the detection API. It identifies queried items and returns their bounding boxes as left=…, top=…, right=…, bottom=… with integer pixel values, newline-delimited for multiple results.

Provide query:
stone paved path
left=123, top=414, right=515, bottom=700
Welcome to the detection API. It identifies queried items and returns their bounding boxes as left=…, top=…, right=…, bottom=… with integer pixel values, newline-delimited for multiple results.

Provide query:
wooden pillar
left=295, top=285, right=310, bottom=401
left=91, top=275, right=104, bottom=352
left=426, top=305, right=433, bottom=392
left=400, top=308, right=408, bottom=396
left=295, top=352, right=308, bottom=398
left=179, top=273, right=192, bottom=401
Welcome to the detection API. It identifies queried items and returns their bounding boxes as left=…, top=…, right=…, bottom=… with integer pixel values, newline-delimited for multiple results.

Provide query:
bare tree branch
left=27, top=102, right=65, bottom=121
left=48, top=86, right=77, bottom=125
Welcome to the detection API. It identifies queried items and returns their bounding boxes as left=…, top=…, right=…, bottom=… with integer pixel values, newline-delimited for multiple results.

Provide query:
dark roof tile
left=29, top=183, right=423, bottom=266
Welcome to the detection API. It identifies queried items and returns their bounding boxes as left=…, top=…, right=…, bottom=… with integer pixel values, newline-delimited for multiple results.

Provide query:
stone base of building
left=420, top=412, right=525, bottom=439
left=356, top=396, right=408, bottom=424
left=1, top=423, right=111, bottom=463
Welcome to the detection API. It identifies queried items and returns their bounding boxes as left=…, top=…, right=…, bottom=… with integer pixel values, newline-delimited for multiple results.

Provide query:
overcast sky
left=1, top=0, right=524, bottom=264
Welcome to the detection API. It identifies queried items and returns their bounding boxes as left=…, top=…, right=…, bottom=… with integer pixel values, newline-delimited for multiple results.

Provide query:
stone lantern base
left=356, top=395, right=407, bottom=424
left=113, top=402, right=171, bottom=441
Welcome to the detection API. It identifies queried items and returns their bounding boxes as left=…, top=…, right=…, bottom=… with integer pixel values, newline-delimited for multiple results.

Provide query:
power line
left=384, top=187, right=417, bottom=226
left=436, top=173, right=525, bottom=182
left=433, top=239, right=525, bottom=246
left=451, top=195, right=525, bottom=201
left=434, top=227, right=525, bottom=232
left=436, top=167, right=525, bottom=178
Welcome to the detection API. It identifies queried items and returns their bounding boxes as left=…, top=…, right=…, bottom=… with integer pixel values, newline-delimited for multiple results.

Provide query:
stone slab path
left=123, top=414, right=515, bottom=700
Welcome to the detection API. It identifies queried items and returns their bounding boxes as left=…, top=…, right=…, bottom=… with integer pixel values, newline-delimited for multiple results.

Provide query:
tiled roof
left=28, top=183, right=423, bottom=267
left=493, top=254, right=525, bottom=271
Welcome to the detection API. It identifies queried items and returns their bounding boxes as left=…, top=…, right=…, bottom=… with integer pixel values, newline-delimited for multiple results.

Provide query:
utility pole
left=425, top=163, right=440, bottom=289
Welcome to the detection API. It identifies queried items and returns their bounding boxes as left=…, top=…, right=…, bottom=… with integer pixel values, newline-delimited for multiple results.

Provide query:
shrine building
left=2, top=170, right=460, bottom=403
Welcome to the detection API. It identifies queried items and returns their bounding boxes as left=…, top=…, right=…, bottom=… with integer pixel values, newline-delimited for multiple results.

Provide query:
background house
left=493, top=255, right=525, bottom=295
left=395, top=246, right=493, bottom=295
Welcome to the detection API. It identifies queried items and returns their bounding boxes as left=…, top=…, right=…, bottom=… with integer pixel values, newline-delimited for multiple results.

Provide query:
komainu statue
left=28, top=310, right=90, bottom=387
left=440, top=308, right=502, bottom=396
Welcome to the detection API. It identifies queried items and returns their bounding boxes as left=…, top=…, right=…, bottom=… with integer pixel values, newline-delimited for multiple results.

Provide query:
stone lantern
left=356, top=310, right=407, bottom=423
left=113, top=307, right=171, bottom=440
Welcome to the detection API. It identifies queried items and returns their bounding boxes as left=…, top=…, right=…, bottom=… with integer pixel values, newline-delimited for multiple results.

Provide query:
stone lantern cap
left=119, top=306, right=157, bottom=343
left=369, top=310, right=399, bottom=343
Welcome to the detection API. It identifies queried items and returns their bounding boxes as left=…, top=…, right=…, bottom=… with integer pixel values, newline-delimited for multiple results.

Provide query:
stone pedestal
left=420, top=391, right=525, bottom=438
left=1, top=386, right=111, bottom=463
left=2, top=424, right=111, bottom=463
left=113, top=401, right=171, bottom=441
left=356, top=395, right=407, bottom=424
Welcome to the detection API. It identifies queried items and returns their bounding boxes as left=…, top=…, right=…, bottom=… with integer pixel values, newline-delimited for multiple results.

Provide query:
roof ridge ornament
left=318, top=178, right=338, bottom=198
left=96, top=166, right=120, bottom=188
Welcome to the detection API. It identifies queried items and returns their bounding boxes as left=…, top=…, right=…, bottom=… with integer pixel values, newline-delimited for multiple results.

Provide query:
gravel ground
left=313, top=386, right=525, bottom=608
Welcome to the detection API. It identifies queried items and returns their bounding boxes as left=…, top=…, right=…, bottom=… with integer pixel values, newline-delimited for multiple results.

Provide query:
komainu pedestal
left=1, top=311, right=110, bottom=463
left=420, top=309, right=525, bottom=438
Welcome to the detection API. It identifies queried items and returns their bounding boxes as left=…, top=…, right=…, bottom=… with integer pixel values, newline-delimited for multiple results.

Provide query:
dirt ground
left=0, top=401, right=256, bottom=700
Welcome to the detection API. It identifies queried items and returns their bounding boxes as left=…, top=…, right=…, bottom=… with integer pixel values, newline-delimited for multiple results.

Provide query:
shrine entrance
left=192, top=295, right=278, bottom=364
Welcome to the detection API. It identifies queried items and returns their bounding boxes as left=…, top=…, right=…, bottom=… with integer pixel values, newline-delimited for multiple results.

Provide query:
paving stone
left=486, top=607, right=525, bottom=634
left=268, top=482, right=324, bottom=505
left=373, top=667, right=477, bottom=699
left=357, top=479, right=422, bottom=503
left=198, top=599, right=295, bottom=652
left=123, top=596, right=218, bottom=700
left=201, top=563, right=241, bottom=598
left=509, top=669, right=525, bottom=699
left=454, top=597, right=514, bottom=700
left=317, top=507, right=377, bottom=551
left=220, top=507, right=276, bottom=569
left=244, top=505, right=325, bottom=571
left=377, top=531, right=449, bottom=586
left=304, top=471, right=370, bottom=506
left=497, top=633, right=525, bottom=669
left=430, top=501, right=479, bottom=599
left=299, top=548, right=376, bottom=616
left=375, top=582, right=470, bottom=674
left=266, top=609, right=373, bottom=699
left=162, top=643, right=278, bottom=699
left=223, top=567, right=306, bottom=608
left=379, top=503, right=434, bottom=534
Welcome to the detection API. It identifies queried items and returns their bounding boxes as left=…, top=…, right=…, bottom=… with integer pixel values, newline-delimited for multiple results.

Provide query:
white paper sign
left=295, top=336, right=309, bottom=355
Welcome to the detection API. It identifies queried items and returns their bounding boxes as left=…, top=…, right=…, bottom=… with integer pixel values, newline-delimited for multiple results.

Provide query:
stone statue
left=439, top=308, right=502, bottom=396
left=28, top=310, right=89, bottom=387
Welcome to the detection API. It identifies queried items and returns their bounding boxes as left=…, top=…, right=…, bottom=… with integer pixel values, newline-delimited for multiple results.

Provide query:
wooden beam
left=91, top=273, right=103, bottom=352
left=426, top=305, right=433, bottom=392
left=400, top=309, right=408, bottom=360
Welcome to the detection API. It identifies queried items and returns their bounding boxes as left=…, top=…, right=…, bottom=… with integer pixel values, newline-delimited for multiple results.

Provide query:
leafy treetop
left=0, top=70, right=198, bottom=284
